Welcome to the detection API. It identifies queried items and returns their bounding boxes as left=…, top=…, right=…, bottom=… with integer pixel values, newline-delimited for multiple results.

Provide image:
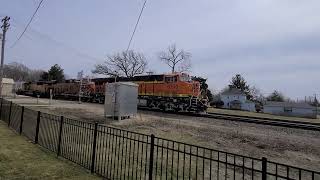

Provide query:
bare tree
left=158, top=44, right=192, bottom=73
left=3, top=62, right=29, bottom=81
left=28, top=69, right=45, bottom=82
left=3, top=62, right=43, bottom=82
left=92, top=50, right=147, bottom=77
left=249, top=86, right=264, bottom=102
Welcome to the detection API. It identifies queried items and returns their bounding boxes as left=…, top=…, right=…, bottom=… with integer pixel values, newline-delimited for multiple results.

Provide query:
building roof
left=1, top=78, right=14, bottom=84
left=264, top=101, right=315, bottom=109
left=221, top=88, right=245, bottom=96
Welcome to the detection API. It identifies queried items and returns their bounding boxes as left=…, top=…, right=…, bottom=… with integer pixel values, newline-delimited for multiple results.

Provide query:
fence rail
left=0, top=98, right=319, bottom=180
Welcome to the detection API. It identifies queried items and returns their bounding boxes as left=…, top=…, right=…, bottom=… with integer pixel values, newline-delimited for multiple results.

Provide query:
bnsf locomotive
left=18, top=73, right=207, bottom=112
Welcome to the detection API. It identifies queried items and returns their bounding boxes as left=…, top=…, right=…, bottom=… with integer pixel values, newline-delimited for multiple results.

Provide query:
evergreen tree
left=229, top=74, right=252, bottom=99
left=266, top=90, right=285, bottom=102
left=48, top=64, right=65, bottom=82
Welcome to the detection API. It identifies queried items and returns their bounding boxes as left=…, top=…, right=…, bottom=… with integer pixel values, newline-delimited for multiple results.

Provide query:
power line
left=126, top=0, right=148, bottom=53
left=9, top=19, right=101, bottom=65
left=10, top=0, right=45, bottom=48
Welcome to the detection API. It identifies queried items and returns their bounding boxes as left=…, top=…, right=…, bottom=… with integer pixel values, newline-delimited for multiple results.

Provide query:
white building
left=1, top=78, right=14, bottom=96
left=263, top=101, right=317, bottom=119
left=220, top=88, right=256, bottom=112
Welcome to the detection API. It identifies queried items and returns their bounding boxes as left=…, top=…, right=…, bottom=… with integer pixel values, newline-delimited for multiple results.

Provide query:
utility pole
left=0, top=16, right=10, bottom=97
left=315, top=94, right=318, bottom=117
left=78, top=70, right=83, bottom=104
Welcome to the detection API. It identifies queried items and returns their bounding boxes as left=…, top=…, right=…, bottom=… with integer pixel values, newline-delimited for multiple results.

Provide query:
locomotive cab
left=159, top=73, right=206, bottom=112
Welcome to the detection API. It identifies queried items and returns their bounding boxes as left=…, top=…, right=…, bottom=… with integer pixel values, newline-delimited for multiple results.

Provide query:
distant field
left=207, top=107, right=320, bottom=124
left=0, top=121, right=100, bottom=180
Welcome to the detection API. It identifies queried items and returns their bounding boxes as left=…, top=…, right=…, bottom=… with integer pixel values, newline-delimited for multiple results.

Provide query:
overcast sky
left=1, top=0, right=319, bottom=99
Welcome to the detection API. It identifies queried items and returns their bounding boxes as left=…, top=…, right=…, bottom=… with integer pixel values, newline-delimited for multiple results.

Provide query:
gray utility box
left=1, top=78, right=14, bottom=97
left=104, top=82, right=138, bottom=120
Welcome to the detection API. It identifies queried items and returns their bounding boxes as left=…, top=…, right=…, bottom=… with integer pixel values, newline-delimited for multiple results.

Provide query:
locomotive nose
left=192, top=82, right=199, bottom=95
left=193, top=82, right=199, bottom=90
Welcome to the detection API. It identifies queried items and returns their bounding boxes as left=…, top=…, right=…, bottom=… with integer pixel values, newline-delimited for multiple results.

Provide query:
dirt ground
left=6, top=96, right=320, bottom=172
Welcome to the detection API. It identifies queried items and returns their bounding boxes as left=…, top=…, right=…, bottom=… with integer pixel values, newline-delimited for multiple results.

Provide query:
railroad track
left=202, top=112, right=320, bottom=131
left=139, top=107, right=320, bottom=131
left=15, top=95, right=320, bottom=131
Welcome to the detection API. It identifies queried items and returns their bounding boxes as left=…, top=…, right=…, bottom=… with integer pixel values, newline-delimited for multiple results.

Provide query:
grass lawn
left=208, top=107, right=320, bottom=124
left=0, top=121, right=101, bottom=180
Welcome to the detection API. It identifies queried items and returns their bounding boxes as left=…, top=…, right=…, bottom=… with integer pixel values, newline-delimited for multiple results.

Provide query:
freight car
left=19, top=79, right=95, bottom=101
left=22, top=81, right=55, bottom=97
left=52, top=79, right=95, bottom=101
left=18, top=73, right=207, bottom=112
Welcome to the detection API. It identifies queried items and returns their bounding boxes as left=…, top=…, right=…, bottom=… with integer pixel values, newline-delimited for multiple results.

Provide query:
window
left=165, top=77, right=172, bottom=83
left=284, top=107, right=292, bottom=112
left=173, top=76, right=177, bottom=82
left=165, top=76, right=177, bottom=83
left=180, top=74, right=191, bottom=82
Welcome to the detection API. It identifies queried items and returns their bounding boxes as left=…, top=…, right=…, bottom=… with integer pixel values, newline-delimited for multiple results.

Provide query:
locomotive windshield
left=165, top=76, right=177, bottom=83
left=180, top=74, right=191, bottom=82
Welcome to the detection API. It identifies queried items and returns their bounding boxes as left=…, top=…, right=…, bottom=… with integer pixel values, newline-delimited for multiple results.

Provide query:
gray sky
left=1, top=0, right=319, bottom=99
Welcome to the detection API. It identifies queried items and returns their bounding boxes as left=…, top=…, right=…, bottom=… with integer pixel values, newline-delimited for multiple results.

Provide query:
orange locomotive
left=92, top=73, right=207, bottom=112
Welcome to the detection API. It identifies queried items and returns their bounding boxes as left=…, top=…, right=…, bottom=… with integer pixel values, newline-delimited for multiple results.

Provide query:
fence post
left=0, top=98, right=3, bottom=119
left=91, top=123, right=98, bottom=173
left=149, top=134, right=155, bottom=180
left=57, top=116, right=64, bottom=156
left=262, top=157, right=267, bottom=180
left=34, top=111, right=41, bottom=144
left=19, top=106, right=24, bottom=135
left=8, top=101, right=12, bottom=127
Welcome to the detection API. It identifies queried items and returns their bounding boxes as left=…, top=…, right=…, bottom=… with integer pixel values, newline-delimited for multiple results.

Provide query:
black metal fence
left=0, top=98, right=319, bottom=180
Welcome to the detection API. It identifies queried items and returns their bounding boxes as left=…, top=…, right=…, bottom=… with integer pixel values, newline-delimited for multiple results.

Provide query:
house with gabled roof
left=220, top=87, right=256, bottom=112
